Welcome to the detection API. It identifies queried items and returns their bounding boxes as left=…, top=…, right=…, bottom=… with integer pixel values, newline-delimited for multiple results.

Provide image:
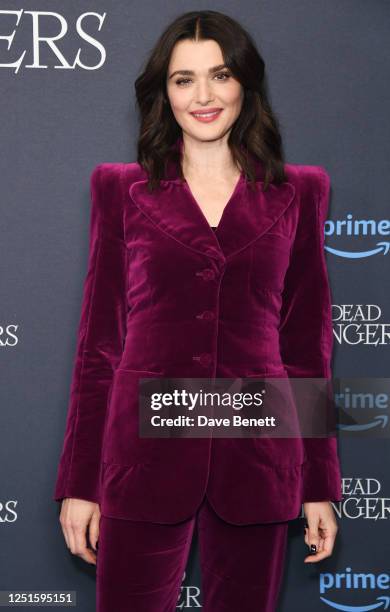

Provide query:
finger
left=307, top=526, right=321, bottom=555
left=304, top=527, right=309, bottom=547
left=85, top=548, right=97, bottom=565
left=66, top=526, right=77, bottom=556
left=60, top=503, right=75, bottom=552
left=304, top=550, right=330, bottom=562
left=88, top=511, right=100, bottom=552
left=316, top=528, right=326, bottom=554
left=73, top=524, right=96, bottom=564
left=318, top=536, right=325, bottom=553
left=322, top=531, right=337, bottom=557
left=304, top=532, right=337, bottom=563
left=71, top=523, right=96, bottom=565
left=304, top=526, right=324, bottom=553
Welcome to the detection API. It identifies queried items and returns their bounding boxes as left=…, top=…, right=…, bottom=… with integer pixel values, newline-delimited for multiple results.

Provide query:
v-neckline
left=182, top=170, right=245, bottom=233
left=127, top=150, right=297, bottom=262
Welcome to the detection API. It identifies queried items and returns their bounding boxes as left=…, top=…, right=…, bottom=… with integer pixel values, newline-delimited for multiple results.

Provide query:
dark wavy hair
left=133, top=10, right=287, bottom=191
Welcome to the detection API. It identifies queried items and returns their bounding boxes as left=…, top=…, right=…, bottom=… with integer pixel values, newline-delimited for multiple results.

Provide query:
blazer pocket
left=244, top=367, right=287, bottom=377
left=252, top=437, right=305, bottom=469
left=115, top=367, right=164, bottom=375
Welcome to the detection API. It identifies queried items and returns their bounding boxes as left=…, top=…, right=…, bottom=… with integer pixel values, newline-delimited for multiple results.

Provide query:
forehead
left=168, top=39, right=224, bottom=72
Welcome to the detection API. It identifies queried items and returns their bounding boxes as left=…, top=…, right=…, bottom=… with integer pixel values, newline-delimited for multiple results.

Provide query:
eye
left=174, top=72, right=232, bottom=87
left=175, top=78, right=192, bottom=86
left=214, top=71, right=231, bottom=81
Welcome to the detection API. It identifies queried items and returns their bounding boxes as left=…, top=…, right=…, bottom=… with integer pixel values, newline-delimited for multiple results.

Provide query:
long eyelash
left=175, top=72, right=231, bottom=86
left=215, top=72, right=231, bottom=81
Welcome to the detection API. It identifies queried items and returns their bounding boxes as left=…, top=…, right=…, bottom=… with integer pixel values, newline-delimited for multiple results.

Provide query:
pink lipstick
left=190, top=108, right=223, bottom=123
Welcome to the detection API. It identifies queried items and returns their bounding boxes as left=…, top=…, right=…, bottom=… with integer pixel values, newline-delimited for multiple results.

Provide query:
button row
left=196, top=310, right=215, bottom=321
left=193, top=264, right=222, bottom=368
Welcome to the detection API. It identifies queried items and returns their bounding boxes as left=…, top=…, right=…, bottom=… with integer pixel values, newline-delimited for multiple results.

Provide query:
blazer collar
left=128, top=136, right=296, bottom=263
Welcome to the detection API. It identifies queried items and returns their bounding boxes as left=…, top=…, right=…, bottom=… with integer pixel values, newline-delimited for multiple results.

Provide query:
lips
left=190, top=109, right=223, bottom=123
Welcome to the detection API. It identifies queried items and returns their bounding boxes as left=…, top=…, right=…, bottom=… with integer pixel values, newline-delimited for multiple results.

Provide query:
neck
left=180, top=134, right=241, bottom=180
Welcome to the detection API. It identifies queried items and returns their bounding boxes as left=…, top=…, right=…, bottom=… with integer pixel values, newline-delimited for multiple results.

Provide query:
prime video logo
left=324, top=214, right=390, bottom=258
left=319, top=567, right=390, bottom=611
left=335, top=386, right=389, bottom=433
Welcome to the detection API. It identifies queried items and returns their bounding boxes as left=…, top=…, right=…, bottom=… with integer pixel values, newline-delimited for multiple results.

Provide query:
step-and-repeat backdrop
left=1, top=2, right=388, bottom=610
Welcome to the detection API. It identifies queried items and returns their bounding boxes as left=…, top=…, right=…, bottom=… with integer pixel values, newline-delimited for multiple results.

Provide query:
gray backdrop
left=1, top=1, right=389, bottom=610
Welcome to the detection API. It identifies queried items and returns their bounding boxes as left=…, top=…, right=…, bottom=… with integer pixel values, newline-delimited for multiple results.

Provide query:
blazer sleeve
left=53, top=163, right=127, bottom=504
left=278, top=166, right=343, bottom=503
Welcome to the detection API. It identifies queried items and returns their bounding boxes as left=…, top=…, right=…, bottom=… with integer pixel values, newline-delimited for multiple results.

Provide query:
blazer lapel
left=128, top=137, right=296, bottom=262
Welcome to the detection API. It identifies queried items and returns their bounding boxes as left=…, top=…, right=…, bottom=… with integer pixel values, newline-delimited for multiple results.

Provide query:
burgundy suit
left=53, top=138, right=342, bottom=525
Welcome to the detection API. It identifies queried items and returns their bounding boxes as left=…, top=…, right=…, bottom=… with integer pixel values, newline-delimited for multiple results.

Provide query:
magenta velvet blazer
left=53, top=138, right=343, bottom=524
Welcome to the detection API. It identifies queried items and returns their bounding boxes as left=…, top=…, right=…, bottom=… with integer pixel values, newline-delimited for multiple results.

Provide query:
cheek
left=167, top=88, right=191, bottom=113
left=219, top=83, right=243, bottom=108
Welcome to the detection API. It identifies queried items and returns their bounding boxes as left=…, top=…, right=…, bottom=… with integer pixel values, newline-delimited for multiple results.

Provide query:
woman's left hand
left=303, top=501, right=338, bottom=563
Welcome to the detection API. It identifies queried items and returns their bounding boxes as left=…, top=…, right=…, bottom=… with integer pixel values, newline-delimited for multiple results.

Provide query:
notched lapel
left=217, top=179, right=296, bottom=259
left=127, top=143, right=296, bottom=262
left=128, top=178, right=226, bottom=262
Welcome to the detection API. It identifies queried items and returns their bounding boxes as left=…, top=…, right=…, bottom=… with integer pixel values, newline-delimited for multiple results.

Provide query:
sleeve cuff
left=301, top=456, right=343, bottom=503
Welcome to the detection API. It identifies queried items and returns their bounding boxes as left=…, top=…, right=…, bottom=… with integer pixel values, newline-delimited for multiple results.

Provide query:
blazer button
left=196, top=310, right=215, bottom=321
left=199, top=353, right=212, bottom=367
left=196, top=268, right=216, bottom=281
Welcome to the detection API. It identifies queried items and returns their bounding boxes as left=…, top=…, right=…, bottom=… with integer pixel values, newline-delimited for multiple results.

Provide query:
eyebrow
left=167, top=63, right=228, bottom=80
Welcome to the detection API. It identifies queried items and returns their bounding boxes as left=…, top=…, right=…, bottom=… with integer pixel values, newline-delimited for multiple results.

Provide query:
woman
left=53, top=10, right=342, bottom=612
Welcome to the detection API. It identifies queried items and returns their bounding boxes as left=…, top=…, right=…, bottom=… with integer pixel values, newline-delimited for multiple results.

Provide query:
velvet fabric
left=96, top=495, right=288, bottom=612
left=53, top=136, right=343, bottom=524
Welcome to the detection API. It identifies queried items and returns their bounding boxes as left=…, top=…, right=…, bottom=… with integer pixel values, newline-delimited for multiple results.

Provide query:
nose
left=195, top=78, right=214, bottom=104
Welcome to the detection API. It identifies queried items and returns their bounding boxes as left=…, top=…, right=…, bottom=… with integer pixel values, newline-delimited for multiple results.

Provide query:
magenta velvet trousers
left=96, top=494, right=289, bottom=611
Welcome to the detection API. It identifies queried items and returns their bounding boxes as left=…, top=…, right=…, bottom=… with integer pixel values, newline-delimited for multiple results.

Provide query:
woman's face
left=166, top=39, right=244, bottom=143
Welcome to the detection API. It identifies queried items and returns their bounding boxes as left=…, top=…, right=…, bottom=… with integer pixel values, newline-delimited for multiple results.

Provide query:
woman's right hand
left=59, top=498, right=100, bottom=565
